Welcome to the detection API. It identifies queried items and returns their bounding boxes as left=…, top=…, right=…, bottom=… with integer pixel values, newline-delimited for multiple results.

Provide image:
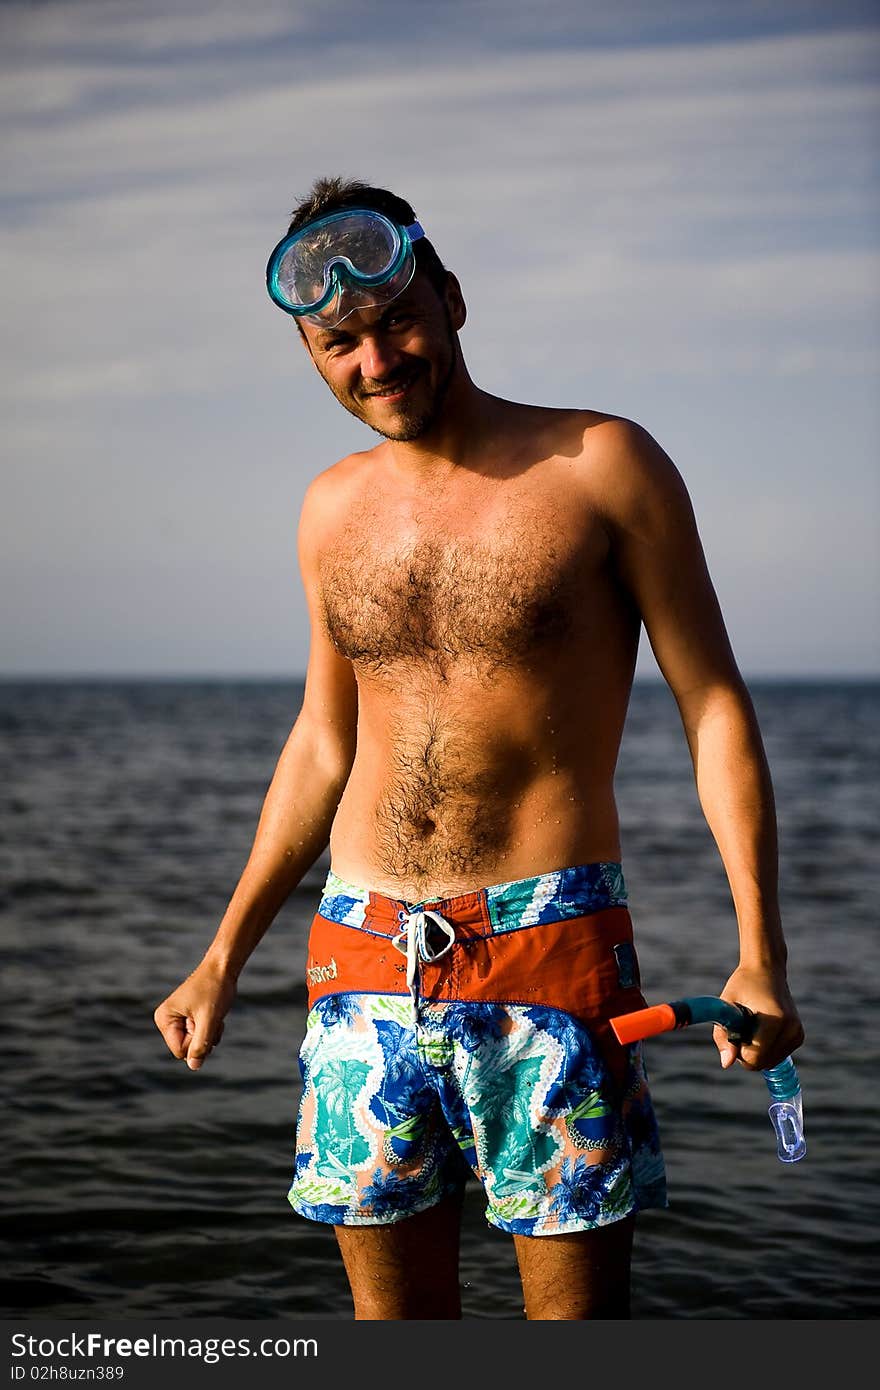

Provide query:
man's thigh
left=513, top=1213, right=635, bottom=1320
left=334, top=1192, right=465, bottom=1320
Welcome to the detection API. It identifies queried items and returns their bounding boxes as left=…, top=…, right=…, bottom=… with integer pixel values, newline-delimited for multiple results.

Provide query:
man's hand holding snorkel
left=715, top=963, right=804, bottom=1073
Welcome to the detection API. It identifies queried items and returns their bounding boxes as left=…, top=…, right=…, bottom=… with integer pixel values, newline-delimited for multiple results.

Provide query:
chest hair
left=320, top=521, right=581, bottom=675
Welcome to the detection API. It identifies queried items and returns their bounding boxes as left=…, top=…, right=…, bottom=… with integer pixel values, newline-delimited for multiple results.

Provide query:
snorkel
left=610, top=997, right=806, bottom=1163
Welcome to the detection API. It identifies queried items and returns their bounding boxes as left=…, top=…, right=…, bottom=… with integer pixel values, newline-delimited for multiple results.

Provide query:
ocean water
left=1, top=678, right=877, bottom=1320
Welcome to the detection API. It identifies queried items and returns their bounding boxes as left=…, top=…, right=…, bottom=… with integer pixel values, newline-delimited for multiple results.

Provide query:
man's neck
left=382, top=383, right=523, bottom=482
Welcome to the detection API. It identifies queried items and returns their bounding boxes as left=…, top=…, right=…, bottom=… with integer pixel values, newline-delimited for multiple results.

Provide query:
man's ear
left=444, top=273, right=467, bottom=332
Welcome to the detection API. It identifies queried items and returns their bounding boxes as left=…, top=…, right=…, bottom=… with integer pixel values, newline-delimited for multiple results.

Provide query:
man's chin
left=368, top=412, right=433, bottom=443
left=356, top=392, right=438, bottom=442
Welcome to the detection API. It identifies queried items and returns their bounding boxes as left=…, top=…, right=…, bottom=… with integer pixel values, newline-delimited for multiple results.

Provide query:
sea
left=1, top=677, right=877, bottom=1321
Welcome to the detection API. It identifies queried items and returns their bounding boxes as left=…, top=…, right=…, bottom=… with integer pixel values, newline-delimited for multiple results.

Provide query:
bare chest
left=319, top=495, right=606, bottom=673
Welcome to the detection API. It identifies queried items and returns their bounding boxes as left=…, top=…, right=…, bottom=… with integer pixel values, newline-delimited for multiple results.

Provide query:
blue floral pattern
left=289, top=992, right=666, bottom=1233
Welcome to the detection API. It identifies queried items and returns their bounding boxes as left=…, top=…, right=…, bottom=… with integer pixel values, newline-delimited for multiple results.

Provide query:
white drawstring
left=391, top=908, right=456, bottom=1018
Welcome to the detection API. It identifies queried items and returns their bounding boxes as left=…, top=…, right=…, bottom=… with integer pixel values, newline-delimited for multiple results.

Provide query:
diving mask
left=266, top=208, right=425, bottom=327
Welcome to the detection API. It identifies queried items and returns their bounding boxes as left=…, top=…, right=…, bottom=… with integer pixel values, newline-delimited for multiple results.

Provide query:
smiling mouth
left=364, top=369, right=420, bottom=400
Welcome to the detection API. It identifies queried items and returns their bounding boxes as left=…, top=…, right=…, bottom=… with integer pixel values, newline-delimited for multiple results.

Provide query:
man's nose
left=359, top=333, right=401, bottom=380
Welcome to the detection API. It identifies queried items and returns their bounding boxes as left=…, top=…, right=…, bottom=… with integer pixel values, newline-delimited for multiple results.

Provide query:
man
left=154, top=176, right=804, bottom=1321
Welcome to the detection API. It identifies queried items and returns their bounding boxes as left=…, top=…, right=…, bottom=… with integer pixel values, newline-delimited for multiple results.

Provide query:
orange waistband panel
left=305, top=906, right=646, bottom=1024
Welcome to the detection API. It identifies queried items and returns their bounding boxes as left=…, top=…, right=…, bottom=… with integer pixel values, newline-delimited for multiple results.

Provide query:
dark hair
left=285, top=175, right=449, bottom=297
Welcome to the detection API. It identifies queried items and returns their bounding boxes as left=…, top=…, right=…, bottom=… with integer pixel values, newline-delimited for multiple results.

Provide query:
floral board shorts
left=289, top=862, right=668, bottom=1236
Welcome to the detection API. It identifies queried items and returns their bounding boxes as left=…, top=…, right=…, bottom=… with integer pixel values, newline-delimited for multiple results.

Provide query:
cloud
left=3, top=22, right=878, bottom=410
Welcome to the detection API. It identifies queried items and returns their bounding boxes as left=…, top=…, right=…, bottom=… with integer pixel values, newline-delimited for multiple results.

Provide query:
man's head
left=282, top=176, right=450, bottom=304
left=271, top=177, right=467, bottom=442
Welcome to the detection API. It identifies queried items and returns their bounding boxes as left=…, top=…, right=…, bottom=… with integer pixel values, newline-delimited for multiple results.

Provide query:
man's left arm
left=593, top=418, right=805, bottom=1072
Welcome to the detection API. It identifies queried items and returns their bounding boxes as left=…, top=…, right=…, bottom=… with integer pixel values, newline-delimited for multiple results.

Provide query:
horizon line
left=0, top=671, right=878, bottom=684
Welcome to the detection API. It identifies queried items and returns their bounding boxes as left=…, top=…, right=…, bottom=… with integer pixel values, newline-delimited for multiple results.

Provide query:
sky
left=2, top=0, right=879, bottom=679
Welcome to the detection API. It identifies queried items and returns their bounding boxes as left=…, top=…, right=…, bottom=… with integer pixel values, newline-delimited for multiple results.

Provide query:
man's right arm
left=153, top=470, right=358, bottom=1070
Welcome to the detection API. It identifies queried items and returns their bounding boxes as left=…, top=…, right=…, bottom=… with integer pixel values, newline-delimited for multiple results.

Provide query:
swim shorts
left=289, top=862, right=667, bottom=1235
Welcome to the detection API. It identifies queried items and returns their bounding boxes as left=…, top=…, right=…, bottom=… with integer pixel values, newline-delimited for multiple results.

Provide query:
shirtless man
left=154, top=177, right=804, bottom=1321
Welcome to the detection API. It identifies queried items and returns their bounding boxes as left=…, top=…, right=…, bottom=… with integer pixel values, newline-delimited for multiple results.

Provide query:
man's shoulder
left=571, top=411, right=692, bottom=527
left=296, top=450, right=379, bottom=572
left=538, top=407, right=661, bottom=475
left=306, top=446, right=378, bottom=496
left=575, top=410, right=655, bottom=463
left=300, top=447, right=379, bottom=520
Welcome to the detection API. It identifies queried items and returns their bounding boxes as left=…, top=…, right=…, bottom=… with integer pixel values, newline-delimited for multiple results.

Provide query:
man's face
left=299, top=272, right=461, bottom=442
